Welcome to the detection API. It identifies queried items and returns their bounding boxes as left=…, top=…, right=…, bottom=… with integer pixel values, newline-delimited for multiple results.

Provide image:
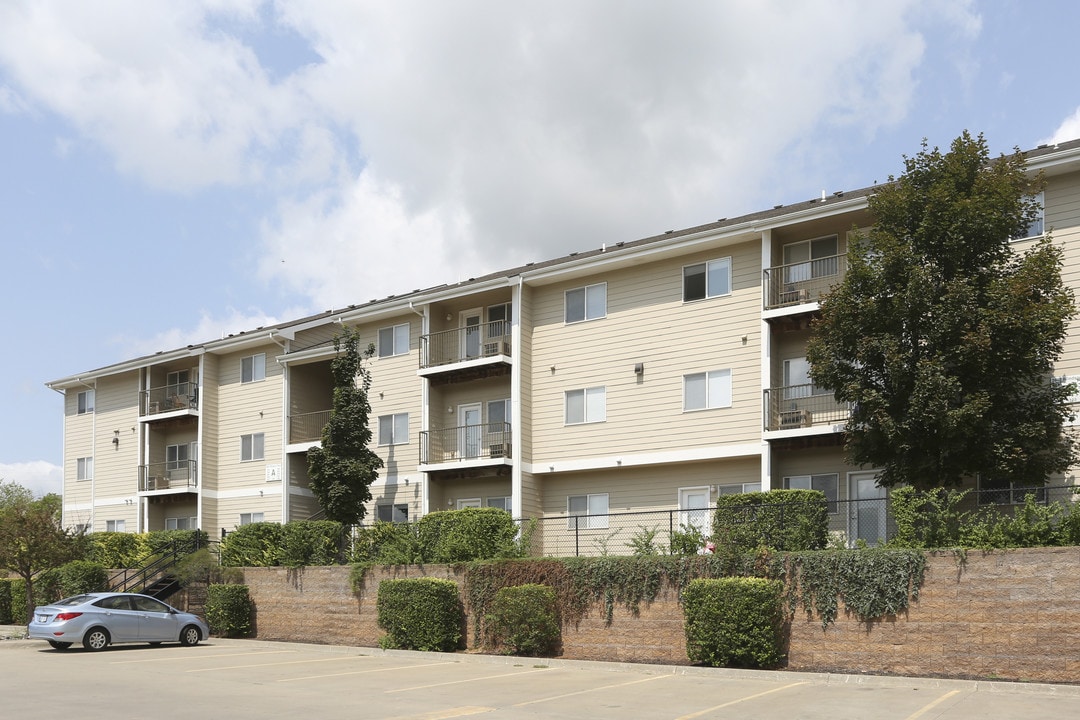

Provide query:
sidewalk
left=0, top=625, right=26, bottom=640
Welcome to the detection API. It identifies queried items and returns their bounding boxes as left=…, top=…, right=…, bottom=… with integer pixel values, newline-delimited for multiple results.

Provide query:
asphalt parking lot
left=2, top=636, right=1080, bottom=720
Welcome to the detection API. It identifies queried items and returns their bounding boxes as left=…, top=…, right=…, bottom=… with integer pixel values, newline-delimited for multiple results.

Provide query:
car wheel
left=179, top=625, right=201, bottom=647
left=48, top=641, right=72, bottom=650
left=82, top=627, right=110, bottom=651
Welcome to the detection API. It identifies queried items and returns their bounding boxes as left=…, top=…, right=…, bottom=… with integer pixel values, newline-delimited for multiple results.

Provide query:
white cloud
left=1042, top=108, right=1080, bottom=146
left=116, top=307, right=292, bottom=359
left=0, top=461, right=63, bottom=498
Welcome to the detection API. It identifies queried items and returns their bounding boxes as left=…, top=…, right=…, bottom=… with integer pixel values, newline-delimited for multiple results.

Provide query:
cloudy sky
left=3, top=0, right=1080, bottom=497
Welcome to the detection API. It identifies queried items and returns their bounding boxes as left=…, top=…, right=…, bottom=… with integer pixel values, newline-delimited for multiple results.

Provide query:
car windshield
left=54, top=595, right=94, bottom=607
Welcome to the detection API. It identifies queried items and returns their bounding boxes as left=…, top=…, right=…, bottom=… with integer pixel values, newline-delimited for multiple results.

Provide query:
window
left=241, top=433, right=265, bottom=461
left=487, top=303, right=512, bottom=336
left=1055, top=375, right=1080, bottom=404
left=77, top=456, right=93, bottom=481
left=166, top=443, right=191, bottom=474
left=487, top=399, right=510, bottom=430
left=784, top=474, right=839, bottom=513
left=783, top=236, right=839, bottom=282
left=565, top=387, right=606, bottom=424
left=717, top=482, right=761, bottom=495
left=683, top=257, right=731, bottom=301
left=77, top=390, right=94, bottom=414
left=568, top=493, right=608, bottom=529
left=239, top=512, right=264, bottom=525
left=378, top=323, right=410, bottom=357
left=782, top=357, right=828, bottom=399
left=378, top=413, right=409, bottom=445
left=565, top=283, right=607, bottom=323
left=1014, top=192, right=1045, bottom=240
left=105, top=519, right=125, bottom=532
left=978, top=476, right=1047, bottom=506
left=241, top=354, right=266, bottom=383
left=166, top=517, right=197, bottom=530
left=73, top=523, right=90, bottom=535
left=377, top=503, right=409, bottom=523
left=684, top=370, right=732, bottom=411
left=486, top=496, right=511, bottom=512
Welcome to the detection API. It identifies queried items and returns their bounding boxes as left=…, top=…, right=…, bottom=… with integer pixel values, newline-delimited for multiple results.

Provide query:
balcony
left=763, top=253, right=847, bottom=311
left=140, top=382, right=198, bottom=418
left=420, top=422, right=512, bottom=466
left=764, top=384, right=850, bottom=432
left=419, top=322, right=511, bottom=380
left=139, top=460, right=198, bottom=492
left=289, top=409, right=331, bottom=444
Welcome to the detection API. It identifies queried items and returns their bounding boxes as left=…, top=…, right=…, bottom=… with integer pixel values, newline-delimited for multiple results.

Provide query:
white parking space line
left=386, top=667, right=552, bottom=693
left=278, top=660, right=457, bottom=683
left=111, top=649, right=297, bottom=664
left=379, top=707, right=495, bottom=720
left=903, top=689, right=964, bottom=720
left=512, top=673, right=671, bottom=707
left=673, top=681, right=810, bottom=719
left=186, top=655, right=368, bottom=672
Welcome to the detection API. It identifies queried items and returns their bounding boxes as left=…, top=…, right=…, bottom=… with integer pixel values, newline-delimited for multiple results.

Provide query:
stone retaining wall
left=238, top=546, right=1080, bottom=683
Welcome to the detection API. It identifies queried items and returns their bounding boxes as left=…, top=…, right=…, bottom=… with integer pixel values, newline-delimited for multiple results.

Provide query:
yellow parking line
left=380, top=708, right=495, bottom=720
left=673, top=681, right=809, bottom=720
left=111, top=650, right=296, bottom=664
left=513, top=673, right=670, bottom=707
left=903, top=690, right=963, bottom=720
left=387, top=667, right=551, bottom=693
left=278, top=661, right=457, bottom=683
left=187, top=655, right=368, bottom=672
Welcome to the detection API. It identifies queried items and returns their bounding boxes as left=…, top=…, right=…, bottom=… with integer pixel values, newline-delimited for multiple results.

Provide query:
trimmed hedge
left=88, top=532, right=150, bottom=568
left=484, top=584, right=560, bottom=656
left=712, top=489, right=828, bottom=551
left=416, top=508, right=520, bottom=563
left=377, top=578, right=463, bottom=652
left=220, top=521, right=345, bottom=567
left=351, top=522, right=421, bottom=565
left=205, top=584, right=252, bottom=637
left=683, top=577, right=785, bottom=668
left=0, top=579, right=12, bottom=624
left=220, top=522, right=284, bottom=566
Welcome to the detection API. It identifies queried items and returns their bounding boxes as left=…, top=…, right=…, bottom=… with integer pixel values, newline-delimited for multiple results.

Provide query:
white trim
left=524, top=442, right=762, bottom=474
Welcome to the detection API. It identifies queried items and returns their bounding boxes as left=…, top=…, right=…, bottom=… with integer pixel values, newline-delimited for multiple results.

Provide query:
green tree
left=307, top=327, right=384, bottom=523
left=0, top=482, right=81, bottom=620
left=807, top=132, right=1077, bottom=490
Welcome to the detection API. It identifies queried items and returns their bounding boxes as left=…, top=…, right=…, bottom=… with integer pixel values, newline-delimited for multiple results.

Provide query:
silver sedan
left=27, top=592, right=209, bottom=651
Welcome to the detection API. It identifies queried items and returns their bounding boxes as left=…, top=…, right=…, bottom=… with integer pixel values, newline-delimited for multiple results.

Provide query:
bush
left=280, top=521, right=346, bottom=567
left=888, top=486, right=967, bottom=548
left=485, top=584, right=560, bottom=656
left=88, top=532, right=151, bottom=568
left=669, top=523, right=709, bottom=555
left=712, top=490, right=827, bottom=552
left=174, top=548, right=243, bottom=587
left=0, top=579, right=12, bottom=624
left=377, top=578, right=463, bottom=651
left=351, top=522, right=421, bottom=564
left=682, top=577, right=785, bottom=669
left=220, top=523, right=284, bottom=567
left=145, top=529, right=208, bottom=556
left=205, top=584, right=252, bottom=637
left=416, top=508, right=520, bottom=563
left=55, top=560, right=108, bottom=597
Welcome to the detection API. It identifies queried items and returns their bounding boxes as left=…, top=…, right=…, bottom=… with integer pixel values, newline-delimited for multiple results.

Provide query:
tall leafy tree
left=307, top=327, right=384, bottom=523
left=807, top=132, right=1076, bottom=490
left=0, top=482, right=81, bottom=620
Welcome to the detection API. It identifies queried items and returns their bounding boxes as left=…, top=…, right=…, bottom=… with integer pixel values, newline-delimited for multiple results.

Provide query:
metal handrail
left=103, top=534, right=204, bottom=594
left=419, top=321, right=511, bottom=368
left=420, top=422, right=512, bottom=463
left=763, top=253, right=847, bottom=309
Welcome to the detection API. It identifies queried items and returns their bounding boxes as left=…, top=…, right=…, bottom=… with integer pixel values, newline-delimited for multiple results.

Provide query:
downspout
left=511, top=276, right=523, bottom=519
left=760, top=230, right=773, bottom=492
left=48, top=383, right=70, bottom=528
left=267, top=331, right=289, bottom=523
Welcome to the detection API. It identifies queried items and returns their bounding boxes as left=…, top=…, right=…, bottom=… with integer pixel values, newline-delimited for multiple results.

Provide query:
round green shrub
left=682, top=577, right=785, bottom=669
left=485, top=584, right=560, bottom=656
left=377, top=578, right=462, bottom=652
left=205, top=584, right=252, bottom=637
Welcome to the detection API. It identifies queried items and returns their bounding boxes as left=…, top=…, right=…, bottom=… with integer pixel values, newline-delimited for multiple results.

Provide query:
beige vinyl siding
left=369, top=478, right=422, bottom=523
left=1047, top=173, right=1080, bottom=383
left=518, top=283, right=534, bottom=465
left=771, top=445, right=852, bottom=500
left=519, top=469, right=541, bottom=518
left=529, top=241, right=762, bottom=464
left=198, top=354, right=220, bottom=532
left=87, top=373, right=140, bottom=532
left=365, top=315, right=424, bottom=474
left=62, top=386, right=96, bottom=528
left=216, top=496, right=283, bottom=529
left=427, top=477, right=511, bottom=511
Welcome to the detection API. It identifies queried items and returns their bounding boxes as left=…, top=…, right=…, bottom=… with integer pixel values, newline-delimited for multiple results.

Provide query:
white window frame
left=568, top=493, right=609, bottom=529
left=565, top=386, right=606, bottom=425
left=105, top=519, right=125, bottom=532
left=376, top=503, right=409, bottom=523
left=1013, top=191, right=1045, bottom=241
left=683, top=369, right=732, bottom=411
left=683, top=257, right=731, bottom=302
left=378, top=323, right=410, bottom=357
left=717, top=482, right=761, bottom=496
left=239, top=512, right=264, bottom=526
left=784, top=474, right=839, bottom=513
left=564, top=282, right=607, bottom=324
left=486, top=496, right=512, bottom=512
left=77, top=390, right=94, bottom=415
left=782, top=235, right=839, bottom=283
left=77, top=456, right=93, bottom=481
left=241, top=354, right=266, bottom=383
left=166, top=516, right=197, bottom=531
left=240, top=433, right=265, bottom=462
left=378, top=413, right=410, bottom=446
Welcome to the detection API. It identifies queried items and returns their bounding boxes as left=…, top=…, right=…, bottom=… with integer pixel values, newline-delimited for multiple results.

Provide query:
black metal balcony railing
left=141, top=382, right=199, bottom=416
left=420, top=321, right=511, bottom=369
left=764, top=384, right=851, bottom=431
left=139, top=460, right=198, bottom=491
left=289, top=409, right=332, bottom=443
left=763, top=253, right=848, bottom=310
left=420, top=422, right=512, bottom=464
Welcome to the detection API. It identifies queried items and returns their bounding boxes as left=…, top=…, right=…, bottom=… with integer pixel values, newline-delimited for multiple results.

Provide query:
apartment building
left=47, top=139, right=1080, bottom=547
